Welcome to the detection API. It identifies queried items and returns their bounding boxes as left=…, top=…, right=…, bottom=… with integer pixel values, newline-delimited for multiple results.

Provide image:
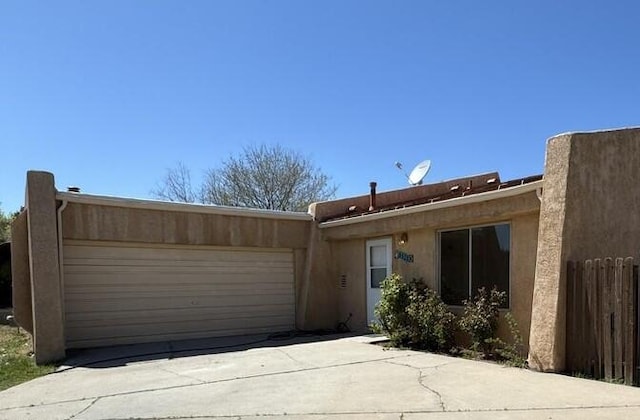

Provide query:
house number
left=394, top=250, right=414, bottom=263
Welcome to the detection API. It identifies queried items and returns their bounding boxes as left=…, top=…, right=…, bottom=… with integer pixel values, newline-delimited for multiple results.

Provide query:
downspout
left=56, top=199, right=68, bottom=324
left=536, top=187, right=543, bottom=202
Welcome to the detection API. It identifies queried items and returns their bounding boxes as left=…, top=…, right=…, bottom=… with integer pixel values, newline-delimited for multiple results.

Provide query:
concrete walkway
left=2, top=334, right=640, bottom=419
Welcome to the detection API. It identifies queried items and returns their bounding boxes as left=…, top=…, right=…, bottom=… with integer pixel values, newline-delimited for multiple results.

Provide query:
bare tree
left=200, top=145, right=336, bottom=211
left=151, top=162, right=197, bottom=203
left=153, top=145, right=336, bottom=211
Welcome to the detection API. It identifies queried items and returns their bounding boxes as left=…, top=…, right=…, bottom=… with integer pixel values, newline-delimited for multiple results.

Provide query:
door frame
left=366, top=237, right=393, bottom=325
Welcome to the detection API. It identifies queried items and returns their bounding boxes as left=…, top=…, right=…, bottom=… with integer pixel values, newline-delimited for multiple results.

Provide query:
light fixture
left=399, top=232, right=408, bottom=245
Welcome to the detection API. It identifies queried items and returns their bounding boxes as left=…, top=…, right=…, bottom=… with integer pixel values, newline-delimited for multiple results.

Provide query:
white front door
left=366, top=237, right=392, bottom=325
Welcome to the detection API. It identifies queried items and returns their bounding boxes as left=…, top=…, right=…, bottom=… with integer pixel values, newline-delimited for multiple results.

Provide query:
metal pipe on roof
left=369, top=182, right=377, bottom=211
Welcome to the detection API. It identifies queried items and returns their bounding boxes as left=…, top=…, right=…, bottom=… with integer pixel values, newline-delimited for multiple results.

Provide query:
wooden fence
left=566, top=257, right=638, bottom=385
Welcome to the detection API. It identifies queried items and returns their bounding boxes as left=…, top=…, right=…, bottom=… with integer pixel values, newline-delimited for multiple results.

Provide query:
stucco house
left=11, top=127, right=640, bottom=375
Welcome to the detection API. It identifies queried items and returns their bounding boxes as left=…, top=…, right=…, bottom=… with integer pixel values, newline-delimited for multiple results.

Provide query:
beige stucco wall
left=529, top=127, right=640, bottom=372
left=333, top=238, right=366, bottom=330
left=10, top=210, right=32, bottom=334
left=505, top=212, right=539, bottom=350
left=327, top=192, right=540, bottom=351
left=302, top=232, right=338, bottom=330
left=62, top=203, right=309, bottom=249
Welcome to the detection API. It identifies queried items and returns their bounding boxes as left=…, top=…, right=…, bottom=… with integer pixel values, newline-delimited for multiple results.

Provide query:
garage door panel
left=66, top=315, right=294, bottom=342
left=67, top=324, right=293, bottom=348
left=64, top=261, right=294, bottom=273
left=63, top=271, right=293, bottom=284
left=66, top=289, right=294, bottom=313
left=63, top=242, right=296, bottom=348
left=65, top=282, right=293, bottom=295
left=66, top=304, right=295, bottom=325
left=67, top=315, right=294, bottom=340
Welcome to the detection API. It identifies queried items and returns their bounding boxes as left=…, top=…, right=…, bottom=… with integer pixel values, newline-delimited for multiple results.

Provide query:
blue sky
left=2, top=1, right=640, bottom=212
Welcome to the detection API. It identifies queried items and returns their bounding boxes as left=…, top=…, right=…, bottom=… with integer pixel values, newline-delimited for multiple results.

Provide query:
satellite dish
left=408, top=159, right=431, bottom=186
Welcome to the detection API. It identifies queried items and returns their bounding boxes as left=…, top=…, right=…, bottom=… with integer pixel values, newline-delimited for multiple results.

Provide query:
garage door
left=62, top=241, right=295, bottom=348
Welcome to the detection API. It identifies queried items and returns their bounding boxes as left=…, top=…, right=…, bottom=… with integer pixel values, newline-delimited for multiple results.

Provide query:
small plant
left=372, top=273, right=454, bottom=352
left=458, top=287, right=505, bottom=355
left=487, top=312, right=527, bottom=367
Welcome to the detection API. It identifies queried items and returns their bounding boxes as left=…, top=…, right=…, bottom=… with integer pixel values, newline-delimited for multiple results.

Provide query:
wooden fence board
left=577, top=260, right=586, bottom=372
left=588, top=258, right=604, bottom=379
left=566, top=261, right=576, bottom=372
left=578, top=261, right=597, bottom=372
left=615, top=257, right=624, bottom=380
left=602, top=258, right=613, bottom=380
left=624, top=257, right=635, bottom=385
left=567, top=256, right=636, bottom=385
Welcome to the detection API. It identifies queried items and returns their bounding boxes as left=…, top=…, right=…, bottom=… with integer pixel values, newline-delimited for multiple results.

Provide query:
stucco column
left=528, top=134, right=571, bottom=372
left=529, top=127, right=640, bottom=372
left=26, top=171, right=65, bottom=364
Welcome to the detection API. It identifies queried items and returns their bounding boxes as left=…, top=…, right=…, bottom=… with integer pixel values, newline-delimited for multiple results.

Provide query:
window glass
left=440, top=224, right=510, bottom=307
left=370, top=245, right=387, bottom=267
left=440, top=229, right=469, bottom=305
left=370, top=267, right=387, bottom=288
left=471, top=225, right=510, bottom=307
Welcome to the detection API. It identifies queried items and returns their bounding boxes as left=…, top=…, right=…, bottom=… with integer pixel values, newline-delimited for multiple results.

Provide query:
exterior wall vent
left=339, top=274, right=347, bottom=289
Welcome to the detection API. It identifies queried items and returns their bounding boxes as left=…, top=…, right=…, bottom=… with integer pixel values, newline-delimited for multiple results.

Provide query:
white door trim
left=366, top=237, right=392, bottom=325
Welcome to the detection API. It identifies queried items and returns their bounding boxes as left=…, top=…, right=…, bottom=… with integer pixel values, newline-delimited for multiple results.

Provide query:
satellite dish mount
left=395, top=159, right=431, bottom=186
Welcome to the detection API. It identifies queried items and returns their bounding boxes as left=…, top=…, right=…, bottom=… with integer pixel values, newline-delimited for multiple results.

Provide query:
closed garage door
left=62, top=241, right=295, bottom=348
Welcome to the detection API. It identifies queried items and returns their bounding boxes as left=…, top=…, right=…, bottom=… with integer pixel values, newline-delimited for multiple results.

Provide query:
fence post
left=615, top=257, right=624, bottom=380
left=594, top=258, right=604, bottom=379
left=584, top=259, right=596, bottom=376
left=623, top=257, right=635, bottom=385
left=601, top=258, right=613, bottom=380
left=566, top=260, right=576, bottom=373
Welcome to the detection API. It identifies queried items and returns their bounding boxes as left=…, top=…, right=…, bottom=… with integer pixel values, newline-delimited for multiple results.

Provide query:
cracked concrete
left=2, top=334, right=640, bottom=419
left=67, top=397, right=100, bottom=419
left=383, top=360, right=446, bottom=411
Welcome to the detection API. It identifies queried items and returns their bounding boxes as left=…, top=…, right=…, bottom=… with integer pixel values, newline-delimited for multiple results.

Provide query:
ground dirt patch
left=0, top=325, right=55, bottom=391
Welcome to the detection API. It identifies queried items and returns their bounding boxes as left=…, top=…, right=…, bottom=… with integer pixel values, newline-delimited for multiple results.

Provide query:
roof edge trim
left=318, top=180, right=543, bottom=228
left=56, top=192, right=313, bottom=221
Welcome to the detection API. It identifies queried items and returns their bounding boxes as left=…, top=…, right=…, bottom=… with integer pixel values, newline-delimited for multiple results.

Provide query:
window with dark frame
left=439, top=223, right=510, bottom=307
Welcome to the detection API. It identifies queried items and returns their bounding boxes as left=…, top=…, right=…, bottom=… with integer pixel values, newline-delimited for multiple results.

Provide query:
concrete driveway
left=2, top=334, right=640, bottom=419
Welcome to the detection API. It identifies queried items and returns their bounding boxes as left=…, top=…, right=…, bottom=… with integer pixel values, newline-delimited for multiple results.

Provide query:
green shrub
left=371, top=273, right=410, bottom=345
left=372, top=273, right=454, bottom=352
left=458, top=287, right=505, bottom=354
left=487, top=311, right=527, bottom=367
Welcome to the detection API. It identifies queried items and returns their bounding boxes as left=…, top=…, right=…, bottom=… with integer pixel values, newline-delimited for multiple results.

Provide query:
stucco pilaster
left=529, top=127, right=640, bottom=372
left=528, top=134, right=572, bottom=372
left=26, top=171, right=65, bottom=364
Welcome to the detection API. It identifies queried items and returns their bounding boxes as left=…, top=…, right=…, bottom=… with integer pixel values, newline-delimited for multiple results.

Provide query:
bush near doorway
left=371, top=273, right=454, bottom=352
left=372, top=274, right=526, bottom=367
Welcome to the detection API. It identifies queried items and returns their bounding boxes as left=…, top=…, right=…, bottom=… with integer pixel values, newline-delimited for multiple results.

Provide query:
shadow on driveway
left=59, top=330, right=371, bottom=371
